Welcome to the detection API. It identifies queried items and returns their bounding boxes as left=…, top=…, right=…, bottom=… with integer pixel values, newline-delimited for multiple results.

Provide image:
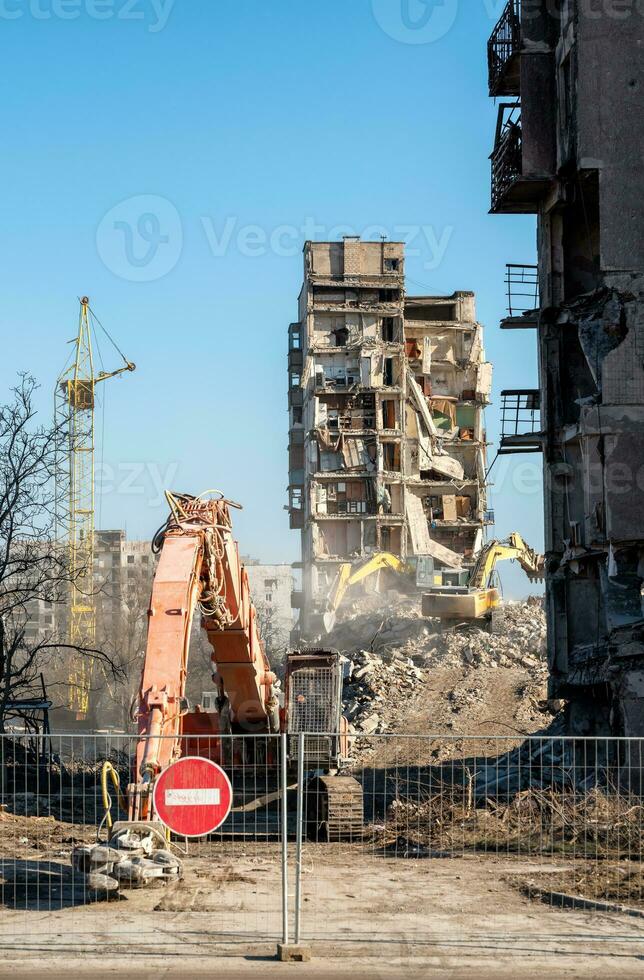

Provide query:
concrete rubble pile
left=333, top=595, right=549, bottom=741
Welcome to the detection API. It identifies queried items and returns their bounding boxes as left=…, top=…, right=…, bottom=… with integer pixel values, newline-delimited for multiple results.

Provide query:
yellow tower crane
left=55, top=297, right=135, bottom=718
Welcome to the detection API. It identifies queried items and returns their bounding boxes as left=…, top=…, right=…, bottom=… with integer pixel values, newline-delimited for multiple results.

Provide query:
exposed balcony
left=288, top=485, right=304, bottom=529
left=499, top=389, right=542, bottom=454
left=288, top=348, right=303, bottom=372
left=490, top=104, right=550, bottom=214
left=488, top=0, right=522, bottom=97
left=501, top=263, right=539, bottom=329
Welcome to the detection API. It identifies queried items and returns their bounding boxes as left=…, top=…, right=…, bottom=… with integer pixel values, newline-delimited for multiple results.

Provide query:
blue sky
left=0, top=0, right=543, bottom=598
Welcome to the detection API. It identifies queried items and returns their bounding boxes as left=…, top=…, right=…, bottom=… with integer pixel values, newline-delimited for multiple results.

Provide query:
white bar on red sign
left=165, top=788, right=221, bottom=806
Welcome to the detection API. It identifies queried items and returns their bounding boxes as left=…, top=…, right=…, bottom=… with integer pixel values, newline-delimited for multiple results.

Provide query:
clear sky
left=0, top=0, right=544, bottom=598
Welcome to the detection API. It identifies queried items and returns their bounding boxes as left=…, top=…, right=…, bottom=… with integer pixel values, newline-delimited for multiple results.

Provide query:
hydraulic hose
left=101, top=760, right=129, bottom=832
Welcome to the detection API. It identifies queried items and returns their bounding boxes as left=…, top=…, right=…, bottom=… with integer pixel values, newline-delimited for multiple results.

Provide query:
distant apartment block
left=24, top=530, right=155, bottom=645
left=242, top=559, right=294, bottom=660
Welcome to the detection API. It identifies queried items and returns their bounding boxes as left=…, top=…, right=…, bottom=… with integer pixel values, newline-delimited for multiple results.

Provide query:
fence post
left=294, top=731, right=305, bottom=944
left=277, top=731, right=311, bottom=963
left=280, top=732, right=289, bottom=948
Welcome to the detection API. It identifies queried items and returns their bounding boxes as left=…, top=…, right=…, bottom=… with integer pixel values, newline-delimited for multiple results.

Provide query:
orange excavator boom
left=132, top=491, right=278, bottom=812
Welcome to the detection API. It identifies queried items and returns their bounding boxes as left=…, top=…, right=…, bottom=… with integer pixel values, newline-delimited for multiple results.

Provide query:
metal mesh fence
left=1, top=732, right=644, bottom=956
left=296, top=734, right=644, bottom=947
left=0, top=733, right=287, bottom=953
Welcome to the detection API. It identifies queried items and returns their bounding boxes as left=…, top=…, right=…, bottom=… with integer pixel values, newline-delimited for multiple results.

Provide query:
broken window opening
left=379, top=525, right=402, bottom=554
left=383, top=358, right=394, bottom=386
left=384, top=258, right=400, bottom=272
left=382, top=442, right=401, bottom=472
left=405, top=339, right=422, bottom=361
left=382, top=400, right=397, bottom=429
left=381, top=316, right=395, bottom=342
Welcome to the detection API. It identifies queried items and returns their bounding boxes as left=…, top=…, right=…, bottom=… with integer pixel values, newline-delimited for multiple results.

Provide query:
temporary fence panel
left=0, top=732, right=288, bottom=953
left=294, top=733, right=644, bottom=950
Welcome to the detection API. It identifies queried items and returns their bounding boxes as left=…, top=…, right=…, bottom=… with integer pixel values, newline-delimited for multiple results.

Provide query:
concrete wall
left=493, top=0, right=644, bottom=735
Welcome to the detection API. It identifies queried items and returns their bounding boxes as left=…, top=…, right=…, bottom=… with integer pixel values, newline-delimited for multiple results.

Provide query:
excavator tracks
left=305, top=774, right=364, bottom=842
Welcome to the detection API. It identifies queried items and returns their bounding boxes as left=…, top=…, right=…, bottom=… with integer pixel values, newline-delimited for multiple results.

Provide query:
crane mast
left=55, top=297, right=135, bottom=718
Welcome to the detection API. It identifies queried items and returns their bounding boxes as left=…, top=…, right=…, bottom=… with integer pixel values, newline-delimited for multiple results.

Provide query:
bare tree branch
left=0, top=375, right=122, bottom=729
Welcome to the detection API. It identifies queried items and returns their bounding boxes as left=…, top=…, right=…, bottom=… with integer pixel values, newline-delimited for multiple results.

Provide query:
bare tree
left=0, top=375, right=122, bottom=730
left=254, top=598, right=289, bottom=674
left=92, top=559, right=154, bottom=729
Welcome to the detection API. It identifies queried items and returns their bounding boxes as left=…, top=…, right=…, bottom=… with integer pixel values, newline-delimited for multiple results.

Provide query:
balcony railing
left=490, top=102, right=552, bottom=214
left=491, top=114, right=523, bottom=211
left=499, top=389, right=542, bottom=454
left=506, top=263, right=538, bottom=316
left=488, top=0, right=522, bottom=97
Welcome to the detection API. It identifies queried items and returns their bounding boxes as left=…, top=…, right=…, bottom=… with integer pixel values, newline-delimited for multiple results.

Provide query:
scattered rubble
left=329, top=595, right=553, bottom=749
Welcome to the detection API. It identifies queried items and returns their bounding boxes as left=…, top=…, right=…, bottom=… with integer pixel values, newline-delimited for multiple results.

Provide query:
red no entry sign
left=152, top=756, right=233, bottom=837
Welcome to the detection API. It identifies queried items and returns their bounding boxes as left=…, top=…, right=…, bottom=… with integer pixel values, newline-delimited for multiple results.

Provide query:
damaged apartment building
left=488, top=0, right=644, bottom=734
left=288, top=238, right=493, bottom=636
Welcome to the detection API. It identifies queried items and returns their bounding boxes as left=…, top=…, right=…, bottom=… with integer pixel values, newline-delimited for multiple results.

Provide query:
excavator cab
left=283, top=650, right=347, bottom=770
left=284, top=649, right=363, bottom=842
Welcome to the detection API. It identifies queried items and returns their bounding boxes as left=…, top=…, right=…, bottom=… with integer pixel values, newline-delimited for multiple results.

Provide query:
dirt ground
left=0, top=837, right=643, bottom=978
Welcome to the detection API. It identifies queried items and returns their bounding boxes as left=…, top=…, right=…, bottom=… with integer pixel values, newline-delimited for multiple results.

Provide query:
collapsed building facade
left=288, top=238, right=492, bottom=636
left=488, top=0, right=644, bottom=734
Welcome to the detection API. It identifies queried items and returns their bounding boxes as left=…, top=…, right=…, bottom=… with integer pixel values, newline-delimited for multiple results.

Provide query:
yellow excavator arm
left=468, top=532, right=544, bottom=589
left=320, top=552, right=408, bottom=633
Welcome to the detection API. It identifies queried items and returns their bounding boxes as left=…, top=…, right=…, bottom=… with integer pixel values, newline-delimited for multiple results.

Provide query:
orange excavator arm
left=133, top=492, right=278, bottom=807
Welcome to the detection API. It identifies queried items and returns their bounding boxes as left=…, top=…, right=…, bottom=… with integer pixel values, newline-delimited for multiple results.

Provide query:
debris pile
left=329, top=596, right=553, bottom=743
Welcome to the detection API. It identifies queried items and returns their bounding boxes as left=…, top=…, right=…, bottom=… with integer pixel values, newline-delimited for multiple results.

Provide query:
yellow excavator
left=316, top=552, right=413, bottom=634
left=313, top=533, right=543, bottom=635
left=421, top=532, right=544, bottom=630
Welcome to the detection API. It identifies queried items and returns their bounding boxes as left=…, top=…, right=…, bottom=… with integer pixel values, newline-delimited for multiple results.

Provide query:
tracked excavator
left=421, top=532, right=544, bottom=629
left=308, top=533, right=543, bottom=641
left=73, top=491, right=362, bottom=893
